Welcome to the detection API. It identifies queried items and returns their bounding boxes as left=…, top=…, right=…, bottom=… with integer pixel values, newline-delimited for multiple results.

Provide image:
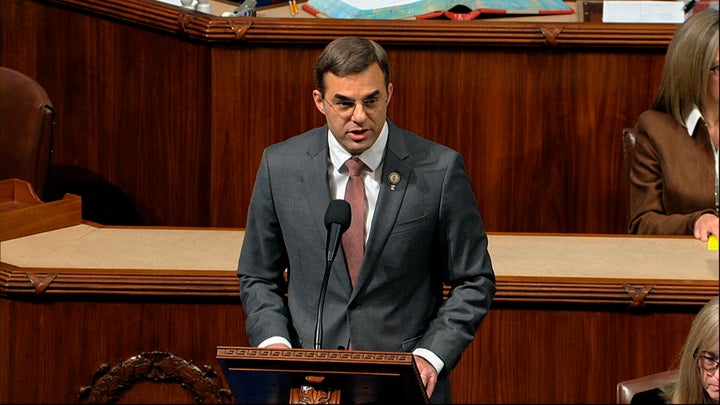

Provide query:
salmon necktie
left=342, top=157, right=367, bottom=287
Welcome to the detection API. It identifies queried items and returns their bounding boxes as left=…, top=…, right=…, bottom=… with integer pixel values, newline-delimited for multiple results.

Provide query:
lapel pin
left=388, top=172, right=401, bottom=191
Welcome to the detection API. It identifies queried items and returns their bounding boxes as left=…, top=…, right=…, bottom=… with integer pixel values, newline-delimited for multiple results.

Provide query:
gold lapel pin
left=388, top=172, right=401, bottom=191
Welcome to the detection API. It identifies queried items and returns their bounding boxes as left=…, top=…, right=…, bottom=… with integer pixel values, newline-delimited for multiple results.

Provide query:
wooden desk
left=3, top=225, right=716, bottom=300
left=1, top=179, right=717, bottom=403
left=0, top=0, right=678, bottom=234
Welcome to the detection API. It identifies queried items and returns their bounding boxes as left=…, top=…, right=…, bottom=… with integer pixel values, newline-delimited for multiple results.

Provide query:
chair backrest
left=622, top=127, right=637, bottom=185
left=622, top=127, right=637, bottom=225
left=0, top=66, right=55, bottom=199
left=616, top=369, right=677, bottom=404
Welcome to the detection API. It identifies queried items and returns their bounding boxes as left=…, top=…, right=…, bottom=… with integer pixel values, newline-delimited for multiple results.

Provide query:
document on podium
left=602, top=1, right=685, bottom=23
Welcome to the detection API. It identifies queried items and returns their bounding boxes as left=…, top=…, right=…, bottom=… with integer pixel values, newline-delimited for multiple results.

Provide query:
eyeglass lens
left=698, top=351, right=719, bottom=372
left=326, top=98, right=386, bottom=116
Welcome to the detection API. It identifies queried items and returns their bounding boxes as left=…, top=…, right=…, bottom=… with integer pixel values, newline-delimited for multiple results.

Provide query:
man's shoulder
left=266, top=126, right=325, bottom=153
left=388, top=121, right=457, bottom=155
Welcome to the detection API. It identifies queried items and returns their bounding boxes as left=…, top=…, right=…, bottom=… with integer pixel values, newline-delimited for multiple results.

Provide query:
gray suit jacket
left=238, top=120, right=495, bottom=375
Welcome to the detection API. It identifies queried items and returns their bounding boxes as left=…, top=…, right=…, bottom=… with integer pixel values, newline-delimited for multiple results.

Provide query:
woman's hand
left=694, top=213, right=720, bottom=242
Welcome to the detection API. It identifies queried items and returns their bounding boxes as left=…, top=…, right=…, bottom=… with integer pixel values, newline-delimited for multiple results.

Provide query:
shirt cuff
left=258, top=336, right=292, bottom=348
left=412, top=348, right=445, bottom=375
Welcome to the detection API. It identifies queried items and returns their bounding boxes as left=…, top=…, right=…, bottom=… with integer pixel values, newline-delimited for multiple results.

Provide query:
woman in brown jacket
left=629, top=9, right=719, bottom=241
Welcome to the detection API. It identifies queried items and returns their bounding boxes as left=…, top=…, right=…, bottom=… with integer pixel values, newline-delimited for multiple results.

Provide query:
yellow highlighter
left=709, top=234, right=718, bottom=251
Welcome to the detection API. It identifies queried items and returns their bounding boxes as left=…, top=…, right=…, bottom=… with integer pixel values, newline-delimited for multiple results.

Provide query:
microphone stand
left=315, top=199, right=349, bottom=350
left=314, top=260, right=333, bottom=350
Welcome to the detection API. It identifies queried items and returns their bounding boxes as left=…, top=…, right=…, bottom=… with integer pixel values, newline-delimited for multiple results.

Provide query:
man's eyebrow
left=330, top=90, right=382, bottom=101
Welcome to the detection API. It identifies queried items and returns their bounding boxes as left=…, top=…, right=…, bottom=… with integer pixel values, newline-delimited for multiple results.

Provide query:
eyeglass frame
left=694, top=350, right=719, bottom=372
left=323, top=97, right=388, bottom=118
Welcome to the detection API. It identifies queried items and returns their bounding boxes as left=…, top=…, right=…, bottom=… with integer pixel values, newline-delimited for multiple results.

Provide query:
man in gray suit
left=238, top=36, right=495, bottom=403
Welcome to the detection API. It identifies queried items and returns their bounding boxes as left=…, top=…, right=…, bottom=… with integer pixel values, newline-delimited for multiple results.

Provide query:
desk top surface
left=1, top=224, right=717, bottom=281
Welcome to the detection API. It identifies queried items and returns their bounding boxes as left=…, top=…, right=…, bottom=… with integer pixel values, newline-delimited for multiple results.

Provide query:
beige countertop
left=2, top=224, right=716, bottom=281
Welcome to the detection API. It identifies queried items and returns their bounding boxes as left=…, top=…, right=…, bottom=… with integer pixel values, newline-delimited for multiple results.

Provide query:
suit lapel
left=353, top=125, right=411, bottom=292
left=302, top=130, right=333, bottom=238
left=301, top=127, right=353, bottom=294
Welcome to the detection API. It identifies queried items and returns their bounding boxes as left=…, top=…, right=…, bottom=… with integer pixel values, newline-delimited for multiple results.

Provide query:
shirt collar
left=328, top=121, right=388, bottom=174
left=684, top=106, right=703, bottom=137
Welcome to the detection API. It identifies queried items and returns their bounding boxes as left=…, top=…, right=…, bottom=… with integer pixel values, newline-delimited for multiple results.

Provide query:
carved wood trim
left=488, top=277, right=717, bottom=307
left=290, top=383, right=341, bottom=405
left=217, top=346, right=415, bottom=363
left=78, top=351, right=234, bottom=404
left=1, top=263, right=716, bottom=306
left=40, top=0, right=677, bottom=47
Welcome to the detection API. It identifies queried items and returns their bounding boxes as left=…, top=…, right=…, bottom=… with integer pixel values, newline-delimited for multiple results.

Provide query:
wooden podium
left=216, top=346, right=428, bottom=404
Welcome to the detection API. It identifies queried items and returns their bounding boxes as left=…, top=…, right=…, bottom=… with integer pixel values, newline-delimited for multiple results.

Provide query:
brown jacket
left=628, top=110, right=718, bottom=235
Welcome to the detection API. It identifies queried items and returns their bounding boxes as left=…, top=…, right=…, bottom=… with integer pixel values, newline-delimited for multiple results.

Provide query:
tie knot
left=344, top=158, right=367, bottom=177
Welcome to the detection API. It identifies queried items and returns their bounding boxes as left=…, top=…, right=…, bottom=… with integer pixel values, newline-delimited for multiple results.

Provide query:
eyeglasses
left=711, top=65, right=720, bottom=75
left=323, top=97, right=387, bottom=118
left=695, top=350, right=719, bottom=372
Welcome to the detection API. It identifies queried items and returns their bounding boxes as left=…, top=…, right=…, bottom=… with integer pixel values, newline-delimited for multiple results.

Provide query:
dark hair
left=314, top=36, right=391, bottom=96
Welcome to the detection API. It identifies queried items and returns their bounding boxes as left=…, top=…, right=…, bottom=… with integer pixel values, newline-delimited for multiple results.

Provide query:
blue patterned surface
left=305, top=0, right=572, bottom=19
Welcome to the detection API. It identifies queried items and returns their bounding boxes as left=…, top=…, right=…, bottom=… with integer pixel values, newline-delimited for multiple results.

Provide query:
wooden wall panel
left=207, top=43, right=665, bottom=233
left=0, top=298, right=248, bottom=404
left=386, top=47, right=663, bottom=233
left=0, top=295, right=700, bottom=404
left=0, top=0, right=673, bottom=233
left=2, top=0, right=214, bottom=226
left=208, top=44, right=326, bottom=227
left=457, top=304, right=697, bottom=404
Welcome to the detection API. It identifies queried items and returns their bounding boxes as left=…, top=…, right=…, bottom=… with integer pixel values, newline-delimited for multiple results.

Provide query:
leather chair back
left=622, top=127, right=637, bottom=185
left=0, top=66, right=55, bottom=199
left=616, top=369, right=677, bottom=404
left=622, top=127, right=637, bottom=225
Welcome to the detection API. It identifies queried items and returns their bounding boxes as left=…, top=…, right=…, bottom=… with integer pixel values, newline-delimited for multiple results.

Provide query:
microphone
left=315, top=199, right=351, bottom=349
left=324, top=199, right=351, bottom=263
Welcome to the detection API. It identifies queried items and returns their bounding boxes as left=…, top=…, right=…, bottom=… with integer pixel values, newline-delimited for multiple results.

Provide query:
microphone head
left=324, top=199, right=351, bottom=234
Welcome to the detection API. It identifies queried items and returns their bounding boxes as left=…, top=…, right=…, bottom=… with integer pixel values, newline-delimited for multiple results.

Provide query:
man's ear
left=312, top=89, right=326, bottom=115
